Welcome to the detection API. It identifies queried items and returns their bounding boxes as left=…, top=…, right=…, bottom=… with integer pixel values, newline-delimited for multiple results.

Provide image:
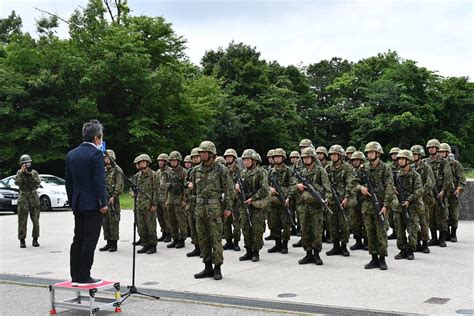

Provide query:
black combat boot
left=387, top=231, right=397, bottom=240
left=395, top=249, right=407, bottom=260
left=264, top=235, right=274, bottom=241
left=428, top=229, right=439, bottom=246
left=132, top=238, right=142, bottom=246
left=137, top=245, right=149, bottom=254
left=364, top=254, right=379, bottom=269
left=340, top=243, right=350, bottom=257
left=450, top=228, right=458, bottom=242
left=439, top=231, right=447, bottom=247
left=32, top=238, right=40, bottom=247
left=187, top=245, right=201, bottom=257
left=175, top=239, right=185, bottom=249
left=167, top=239, right=178, bottom=248
left=251, top=250, right=260, bottom=262
left=146, top=245, right=157, bottom=254
left=194, top=261, right=214, bottom=279
left=157, top=233, right=166, bottom=242
left=268, top=239, right=282, bottom=253
left=280, top=240, right=288, bottom=254
left=223, top=239, right=233, bottom=250
left=239, top=247, right=252, bottom=261
left=415, top=237, right=422, bottom=252
left=379, top=255, right=388, bottom=270
left=292, top=239, right=303, bottom=248
left=233, top=240, right=240, bottom=251
left=406, top=249, right=414, bottom=260
left=100, top=241, right=111, bottom=251
left=421, top=240, right=430, bottom=253
left=363, top=238, right=369, bottom=251
left=20, top=239, right=26, bottom=248
left=313, top=249, right=323, bottom=265
left=108, top=240, right=118, bottom=252
left=213, top=264, right=222, bottom=280
left=350, top=238, right=363, bottom=250
left=298, top=250, right=314, bottom=264
left=326, top=241, right=342, bottom=256
left=163, top=233, right=172, bottom=243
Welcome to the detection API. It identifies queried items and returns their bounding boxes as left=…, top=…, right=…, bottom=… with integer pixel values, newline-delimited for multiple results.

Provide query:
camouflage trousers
left=429, top=198, right=448, bottom=232
left=223, top=207, right=241, bottom=242
left=241, top=207, right=266, bottom=251
left=137, top=207, right=157, bottom=247
left=447, top=193, right=461, bottom=229
left=394, top=210, right=420, bottom=251
left=195, top=204, right=224, bottom=265
left=299, top=204, right=323, bottom=252
left=17, top=193, right=40, bottom=239
left=420, top=196, right=434, bottom=241
left=323, top=209, right=330, bottom=235
left=168, top=203, right=188, bottom=240
left=187, top=204, right=199, bottom=245
left=350, top=204, right=366, bottom=239
left=269, top=204, right=292, bottom=241
left=265, top=206, right=274, bottom=238
left=362, top=204, right=388, bottom=257
left=103, top=201, right=120, bottom=241
left=388, top=207, right=396, bottom=231
left=156, top=201, right=170, bottom=234
left=328, top=203, right=351, bottom=244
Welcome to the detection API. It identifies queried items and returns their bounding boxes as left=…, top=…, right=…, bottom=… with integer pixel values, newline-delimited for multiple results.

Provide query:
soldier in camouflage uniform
left=316, top=146, right=331, bottom=243
left=387, top=147, right=401, bottom=240
left=290, top=147, right=331, bottom=265
left=132, top=154, right=158, bottom=254
left=289, top=151, right=300, bottom=168
left=237, top=149, right=270, bottom=263
left=165, top=151, right=187, bottom=249
left=438, top=143, right=465, bottom=242
left=156, top=153, right=171, bottom=243
left=15, top=154, right=41, bottom=248
left=289, top=151, right=301, bottom=236
left=345, top=146, right=357, bottom=162
left=354, top=142, right=395, bottom=270
left=349, top=151, right=368, bottom=251
left=99, top=150, right=124, bottom=252
left=411, top=145, right=434, bottom=253
left=267, top=148, right=292, bottom=254
left=263, top=149, right=275, bottom=241
left=424, top=139, right=454, bottom=247
left=185, top=148, right=202, bottom=257
left=189, top=141, right=234, bottom=280
left=325, top=145, right=354, bottom=257
left=316, top=147, right=329, bottom=169
left=184, top=155, right=193, bottom=169
left=223, top=149, right=242, bottom=252
left=393, top=150, right=422, bottom=261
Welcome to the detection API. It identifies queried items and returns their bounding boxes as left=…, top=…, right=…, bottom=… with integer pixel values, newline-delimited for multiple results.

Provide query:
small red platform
left=54, top=280, right=115, bottom=290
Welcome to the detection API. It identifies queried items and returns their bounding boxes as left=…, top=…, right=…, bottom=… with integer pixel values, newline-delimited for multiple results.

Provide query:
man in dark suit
left=65, top=119, right=108, bottom=286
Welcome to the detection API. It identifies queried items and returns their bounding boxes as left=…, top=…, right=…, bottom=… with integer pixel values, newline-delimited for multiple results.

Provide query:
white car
left=2, top=174, right=69, bottom=211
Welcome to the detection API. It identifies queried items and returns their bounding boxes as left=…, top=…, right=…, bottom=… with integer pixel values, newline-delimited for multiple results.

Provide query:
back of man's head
left=82, top=119, right=103, bottom=142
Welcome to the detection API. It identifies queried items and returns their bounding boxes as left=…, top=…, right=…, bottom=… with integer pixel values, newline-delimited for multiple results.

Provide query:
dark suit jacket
left=65, top=143, right=107, bottom=213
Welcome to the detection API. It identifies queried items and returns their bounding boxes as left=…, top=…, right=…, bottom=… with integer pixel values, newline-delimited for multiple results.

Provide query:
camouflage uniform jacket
left=396, top=167, right=424, bottom=212
left=135, top=169, right=157, bottom=209
left=166, top=165, right=186, bottom=204
left=156, top=165, right=170, bottom=204
left=413, top=161, right=435, bottom=198
left=105, top=165, right=124, bottom=199
left=325, top=161, right=355, bottom=201
left=449, top=159, right=466, bottom=193
left=269, top=164, right=292, bottom=204
left=290, top=163, right=332, bottom=207
left=15, top=170, right=41, bottom=195
left=240, top=165, right=270, bottom=204
left=423, top=155, right=454, bottom=193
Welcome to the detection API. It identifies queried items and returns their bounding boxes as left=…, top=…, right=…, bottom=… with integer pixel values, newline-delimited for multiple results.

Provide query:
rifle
left=269, top=171, right=296, bottom=228
left=433, top=186, right=448, bottom=218
left=392, top=171, right=410, bottom=222
left=236, top=171, right=253, bottom=228
left=106, top=187, right=119, bottom=222
left=361, top=171, right=385, bottom=226
left=292, top=168, right=333, bottom=214
left=329, top=183, right=348, bottom=222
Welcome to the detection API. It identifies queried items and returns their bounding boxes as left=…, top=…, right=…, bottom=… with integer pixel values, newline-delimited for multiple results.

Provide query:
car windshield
left=0, top=180, right=8, bottom=189
left=40, top=176, right=66, bottom=185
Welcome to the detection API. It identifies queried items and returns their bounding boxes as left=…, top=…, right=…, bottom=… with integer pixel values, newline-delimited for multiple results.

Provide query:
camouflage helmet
left=134, top=154, right=152, bottom=164
left=410, top=145, right=425, bottom=157
left=439, top=143, right=451, bottom=153
left=255, top=153, right=262, bottom=163
left=396, top=149, right=414, bottom=162
left=299, top=139, right=312, bottom=148
left=272, top=148, right=287, bottom=159
left=289, top=151, right=300, bottom=158
left=328, top=145, right=345, bottom=156
left=20, top=154, right=32, bottom=164
left=157, top=153, right=169, bottom=162
left=183, top=155, right=192, bottom=163
left=300, top=147, right=317, bottom=159
left=426, top=139, right=441, bottom=149
left=105, top=149, right=116, bottom=160
left=241, top=149, right=256, bottom=160
left=266, top=149, right=275, bottom=157
left=223, top=148, right=238, bottom=159
left=351, top=151, right=366, bottom=161
left=389, top=147, right=401, bottom=155
left=315, top=146, right=328, bottom=156
left=169, top=151, right=182, bottom=161
left=190, top=147, right=200, bottom=158
left=364, top=141, right=384, bottom=154
left=199, top=141, right=217, bottom=155
left=345, top=146, right=357, bottom=154
left=215, top=156, right=226, bottom=164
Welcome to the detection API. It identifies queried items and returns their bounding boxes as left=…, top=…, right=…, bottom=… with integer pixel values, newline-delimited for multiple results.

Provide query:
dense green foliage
left=1, top=1, right=473, bottom=177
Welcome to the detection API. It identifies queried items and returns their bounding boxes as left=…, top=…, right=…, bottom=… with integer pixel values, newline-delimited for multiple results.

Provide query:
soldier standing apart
left=291, top=147, right=332, bottom=265
left=223, top=149, right=242, bottom=252
left=424, top=139, right=453, bottom=248
left=349, top=151, right=368, bottom=251
left=325, top=145, right=354, bottom=257
left=133, top=154, right=158, bottom=254
left=438, top=143, right=465, bottom=242
left=387, top=147, right=401, bottom=240
left=99, top=150, right=124, bottom=252
left=156, top=153, right=171, bottom=243
left=356, top=142, right=394, bottom=270
left=393, top=150, right=422, bottom=261
left=165, top=151, right=187, bottom=249
left=185, top=148, right=202, bottom=257
left=16, top=154, right=41, bottom=248
left=267, top=148, right=292, bottom=254
left=237, top=149, right=270, bottom=263
left=190, top=141, right=233, bottom=280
